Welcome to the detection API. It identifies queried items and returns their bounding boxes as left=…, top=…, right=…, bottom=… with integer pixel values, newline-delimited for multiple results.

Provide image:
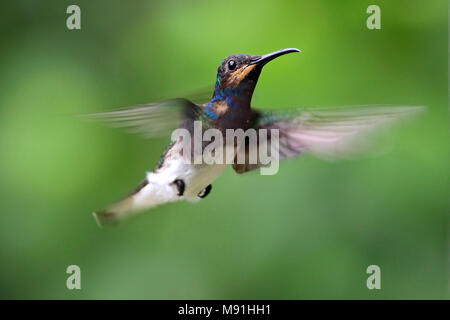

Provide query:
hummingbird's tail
left=92, top=176, right=182, bottom=227
left=93, top=197, right=135, bottom=227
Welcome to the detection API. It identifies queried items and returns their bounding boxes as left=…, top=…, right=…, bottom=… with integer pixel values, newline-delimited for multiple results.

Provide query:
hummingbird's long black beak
left=250, top=48, right=301, bottom=65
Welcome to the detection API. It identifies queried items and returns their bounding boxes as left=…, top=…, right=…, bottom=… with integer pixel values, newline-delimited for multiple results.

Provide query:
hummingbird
left=88, top=48, right=423, bottom=227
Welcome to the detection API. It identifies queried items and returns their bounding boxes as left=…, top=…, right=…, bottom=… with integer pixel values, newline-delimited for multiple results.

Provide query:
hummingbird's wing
left=82, top=98, right=208, bottom=138
left=233, top=105, right=425, bottom=174
left=182, top=86, right=214, bottom=104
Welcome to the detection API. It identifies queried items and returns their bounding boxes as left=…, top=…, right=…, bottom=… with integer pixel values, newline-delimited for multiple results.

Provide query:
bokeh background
left=0, top=0, right=447, bottom=299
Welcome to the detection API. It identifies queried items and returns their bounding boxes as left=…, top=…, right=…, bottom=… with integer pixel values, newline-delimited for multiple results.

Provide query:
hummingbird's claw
left=173, top=179, right=185, bottom=196
left=198, top=184, right=212, bottom=199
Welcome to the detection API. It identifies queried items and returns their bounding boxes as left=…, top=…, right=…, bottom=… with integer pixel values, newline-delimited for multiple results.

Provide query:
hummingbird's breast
left=152, top=137, right=227, bottom=200
left=203, top=98, right=252, bottom=131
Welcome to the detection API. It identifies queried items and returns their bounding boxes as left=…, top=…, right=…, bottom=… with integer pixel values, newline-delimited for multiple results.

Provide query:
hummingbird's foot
left=173, top=179, right=185, bottom=196
left=198, top=184, right=212, bottom=198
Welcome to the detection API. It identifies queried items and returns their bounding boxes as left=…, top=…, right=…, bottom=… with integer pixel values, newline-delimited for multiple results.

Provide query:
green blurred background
left=0, top=0, right=447, bottom=299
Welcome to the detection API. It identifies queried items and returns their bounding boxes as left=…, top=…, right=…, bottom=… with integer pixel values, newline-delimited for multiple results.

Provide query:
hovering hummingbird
left=88, top=48, right=423, bottom=227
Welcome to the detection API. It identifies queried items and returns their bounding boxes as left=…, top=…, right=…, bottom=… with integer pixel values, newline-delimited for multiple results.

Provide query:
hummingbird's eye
left=228, top=60, right=236, bottom=71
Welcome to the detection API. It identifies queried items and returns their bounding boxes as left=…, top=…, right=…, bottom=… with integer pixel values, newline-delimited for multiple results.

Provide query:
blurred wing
left=81, top=98, right=206, bottom=138
left=182, top=86, right=214, bottom=104
left=233, top=105, right=425, bottom=174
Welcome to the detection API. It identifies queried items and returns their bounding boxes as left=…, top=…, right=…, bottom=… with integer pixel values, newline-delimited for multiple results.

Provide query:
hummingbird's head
left=211, top=48, right=301, bottom=106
